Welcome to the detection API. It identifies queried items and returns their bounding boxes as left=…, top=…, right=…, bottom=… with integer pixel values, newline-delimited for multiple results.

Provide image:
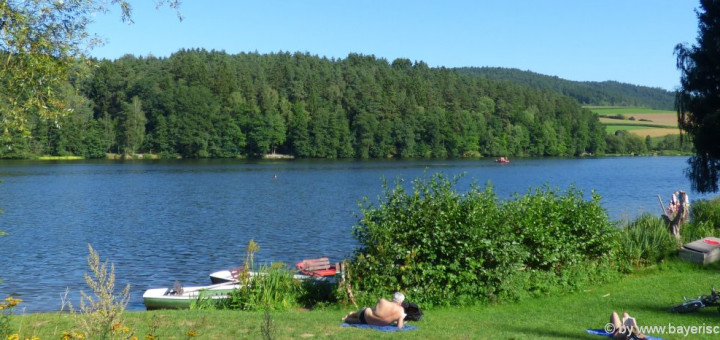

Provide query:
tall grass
left=71, top=244, right=131, bottom=340
left=616, top=199, right=720, bottom=271
left=220, top=263, right=303, bottom=311
left=217, top=240, right=304, bottom=311
left=677, top=197, right=720, bottom=244
left=616, top=214, right=678, bottom=269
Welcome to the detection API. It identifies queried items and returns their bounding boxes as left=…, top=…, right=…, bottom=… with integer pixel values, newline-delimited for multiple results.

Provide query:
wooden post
left=658, top=194, right=667, bottom=215
left=340, top=260, right=357, bottom=308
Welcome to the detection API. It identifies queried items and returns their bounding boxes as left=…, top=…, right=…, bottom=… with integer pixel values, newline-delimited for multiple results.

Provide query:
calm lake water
left=0, top=156, right=714, bottom=312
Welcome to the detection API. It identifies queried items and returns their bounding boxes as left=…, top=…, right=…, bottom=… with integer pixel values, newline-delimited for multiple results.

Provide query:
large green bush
left=348, top=173, right=619, bottom=307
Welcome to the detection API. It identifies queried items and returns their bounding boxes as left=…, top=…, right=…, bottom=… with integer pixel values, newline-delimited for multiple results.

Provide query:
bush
left=678, top=197, right=720, bottom=244
left=297, top=279, right=337, bottom=308
left=348, top=173, right=619, bottom=307
left=500, top=185, right=619, bottom=296
left=690, top=198, right=720, bottom=230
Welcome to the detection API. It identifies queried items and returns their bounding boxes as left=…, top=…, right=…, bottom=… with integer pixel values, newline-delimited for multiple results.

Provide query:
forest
left=457, top=67, right=676, bottom=110
left=0, top=49, right=674, bottom=159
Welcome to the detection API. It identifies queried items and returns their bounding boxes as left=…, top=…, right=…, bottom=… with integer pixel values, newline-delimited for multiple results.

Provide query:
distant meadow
left=591, top=106, right=679, bottom=137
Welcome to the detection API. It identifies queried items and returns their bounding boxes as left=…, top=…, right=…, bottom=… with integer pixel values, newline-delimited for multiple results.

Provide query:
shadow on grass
left=624, top=301, right=679, bottom=313
left=625, top=299, right=720, bottom=316
left=503, top=325, right=598, bottom=339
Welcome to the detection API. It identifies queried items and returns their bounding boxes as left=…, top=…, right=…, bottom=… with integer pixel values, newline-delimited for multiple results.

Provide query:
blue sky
left=88, top=1, right=700, bottom=91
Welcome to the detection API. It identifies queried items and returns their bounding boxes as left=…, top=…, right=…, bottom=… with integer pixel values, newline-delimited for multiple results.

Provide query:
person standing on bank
left=342, top=292, right=407, bottom=328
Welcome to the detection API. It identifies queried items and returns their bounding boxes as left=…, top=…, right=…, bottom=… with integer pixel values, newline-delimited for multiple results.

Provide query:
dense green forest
left=0, top=50, right=673, bottom=159
left=456, top=67, right=675, bottom=110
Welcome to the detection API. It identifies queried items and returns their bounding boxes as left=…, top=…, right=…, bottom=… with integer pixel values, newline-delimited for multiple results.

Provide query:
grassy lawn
left=11, top=258, right=720, bottom=339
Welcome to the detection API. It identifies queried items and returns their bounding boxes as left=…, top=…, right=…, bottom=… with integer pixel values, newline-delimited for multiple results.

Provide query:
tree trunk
left=662, top=191, right=689, bottom=242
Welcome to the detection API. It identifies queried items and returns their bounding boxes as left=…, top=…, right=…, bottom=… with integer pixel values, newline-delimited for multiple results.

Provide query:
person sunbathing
left=342, top=292, right=407, bottom=328
left=610, top=311, right=647, bottom=340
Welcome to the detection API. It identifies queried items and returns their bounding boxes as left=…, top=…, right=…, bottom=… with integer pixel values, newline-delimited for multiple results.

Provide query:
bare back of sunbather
left=364, top=298, right=405, bottom=327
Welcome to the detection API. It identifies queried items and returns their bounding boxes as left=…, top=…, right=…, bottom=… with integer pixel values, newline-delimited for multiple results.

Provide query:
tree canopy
left=3, top=50, right=612, bottom=159
left=0, top=1, right=679, bottom=160
left=676, top=0, right=720, bottom=193
left=0, top=0, right=180, bottom=143
left=458, top=67, right=676, bottom=110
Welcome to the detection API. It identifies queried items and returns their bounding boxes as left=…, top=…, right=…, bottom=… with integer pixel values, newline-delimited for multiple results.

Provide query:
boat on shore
left=209, top=266, right=330, bottom=284
left=210, top=257, right=339, bottom=284
left=295, top=257, right=338, bottom=277
left=142, top=282, right=240, bottom=310
left=209, top=266, right=252, bottom=284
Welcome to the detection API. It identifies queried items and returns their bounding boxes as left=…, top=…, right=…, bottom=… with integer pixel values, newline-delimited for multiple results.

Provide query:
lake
left=0, top=156, right=714, bottom=312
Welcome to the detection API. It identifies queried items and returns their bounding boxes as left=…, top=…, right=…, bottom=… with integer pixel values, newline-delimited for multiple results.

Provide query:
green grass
left=11, top=258, right=720, bottom=339
left=586, top=106, right=675, bottom=115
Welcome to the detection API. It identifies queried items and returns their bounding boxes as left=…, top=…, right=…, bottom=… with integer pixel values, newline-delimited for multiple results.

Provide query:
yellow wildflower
left=4, top=297, right=22, bottom=307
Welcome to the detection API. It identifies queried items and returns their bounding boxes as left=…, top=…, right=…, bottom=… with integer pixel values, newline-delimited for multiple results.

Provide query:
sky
left=87, top=1, right=701, bottom=91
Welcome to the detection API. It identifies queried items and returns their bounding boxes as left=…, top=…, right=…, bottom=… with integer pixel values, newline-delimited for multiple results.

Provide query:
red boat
left=495, top=157, right=510, bottom=163
left=295, top=257, right=337, bottom=277
left=209, top=257, right=338, bottom=284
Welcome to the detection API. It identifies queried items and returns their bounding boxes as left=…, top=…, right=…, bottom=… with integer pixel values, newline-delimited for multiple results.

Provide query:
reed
left=617, top=214, right=677, bottom=268
left=218, top=240, right=303, bottom=311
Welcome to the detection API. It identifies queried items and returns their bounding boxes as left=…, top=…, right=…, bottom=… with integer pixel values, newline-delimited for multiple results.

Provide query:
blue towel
left=342, top=323, right=418, bottom=332
left=586, top=329, right=663, bottom=340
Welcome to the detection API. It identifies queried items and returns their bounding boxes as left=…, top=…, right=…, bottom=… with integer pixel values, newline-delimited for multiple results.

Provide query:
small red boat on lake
left=495, top=157, right=510, bottom=163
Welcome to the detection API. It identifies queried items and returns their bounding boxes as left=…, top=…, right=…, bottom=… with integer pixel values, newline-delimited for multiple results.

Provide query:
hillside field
left=588, top=106, right=680, bottom=137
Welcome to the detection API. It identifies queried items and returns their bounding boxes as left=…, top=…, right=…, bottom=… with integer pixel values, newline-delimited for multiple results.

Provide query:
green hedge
left=348, top=173, right=620, bottom=307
